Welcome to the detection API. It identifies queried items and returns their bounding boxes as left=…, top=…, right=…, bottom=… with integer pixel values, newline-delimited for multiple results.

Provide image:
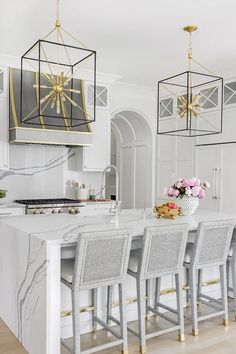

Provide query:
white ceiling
left=1, top=0, right=236, bottom=86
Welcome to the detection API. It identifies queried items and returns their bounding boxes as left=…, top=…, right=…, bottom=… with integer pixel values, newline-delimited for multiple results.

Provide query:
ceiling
left=1, top=0, right=236, bottom=86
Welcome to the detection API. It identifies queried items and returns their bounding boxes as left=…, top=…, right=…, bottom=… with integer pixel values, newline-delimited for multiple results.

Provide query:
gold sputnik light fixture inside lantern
left=157, top=25, right=223, bottom=137
left=20, top=0, right=96, bottom=129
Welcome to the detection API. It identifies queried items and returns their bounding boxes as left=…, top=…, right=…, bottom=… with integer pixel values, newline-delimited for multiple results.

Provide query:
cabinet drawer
left=79, top=203, right=113, bottom=216
left=0, top=208, right=25, bottom=216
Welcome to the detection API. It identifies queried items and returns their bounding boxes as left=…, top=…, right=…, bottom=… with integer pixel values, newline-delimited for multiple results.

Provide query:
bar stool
left=61, top=228, right=132, bottom=354
left=124, top=224, right=189, bottom=354
left=227, top=235, right=236, bottom=318
left=184, top=220, right=235, bottom=336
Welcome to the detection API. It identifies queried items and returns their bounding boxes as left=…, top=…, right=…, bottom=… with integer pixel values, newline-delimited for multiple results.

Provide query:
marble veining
left=16, top=234, right=47, bottom=347
left=0, top=148, right=75, bottom=181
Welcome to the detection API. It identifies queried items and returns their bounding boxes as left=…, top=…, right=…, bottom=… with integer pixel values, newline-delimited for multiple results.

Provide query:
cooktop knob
left=33, top=210, right=40, bottom=214
left=58, top=209, right=64, bottom=213
left=40, top=210, right=46, bottom=214
left=74, top=208, right=80, bottom=214
left=52, top=209, right=56, bottom=214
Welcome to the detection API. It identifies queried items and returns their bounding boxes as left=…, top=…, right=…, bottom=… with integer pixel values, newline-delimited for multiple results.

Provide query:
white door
left=220, top=144, right=236, bottom=213
left=121, top=146, right=134, bottom=209
left=196, top=146, right=220, bottom=211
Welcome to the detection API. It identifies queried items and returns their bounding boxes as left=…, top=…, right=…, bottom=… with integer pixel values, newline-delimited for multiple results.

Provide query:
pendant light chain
left=56, top=0, right=60, bottom=24
left=188, top=32, right=193, bottom=72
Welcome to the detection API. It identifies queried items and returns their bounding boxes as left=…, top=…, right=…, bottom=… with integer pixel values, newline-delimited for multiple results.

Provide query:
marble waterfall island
left=0, top=210, right=235, bottom=354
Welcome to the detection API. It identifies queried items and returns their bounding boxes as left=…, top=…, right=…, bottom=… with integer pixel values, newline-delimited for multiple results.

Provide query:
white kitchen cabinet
left=196, top=146, right=221, bottom=212
left=0, top=206, right=25, bottom=217
left=0, top=66, right=8, bottom=98
left=156, top=133, right=195, bottom=203
left=81, top=108, right=110, bottom=171
left=0, top=97, right=9, bottom=170
left=196, top=143, right=236, bottom=214
left=0, top=65, right=9, bottom=170
left=79, top=202, right=115, bottom=216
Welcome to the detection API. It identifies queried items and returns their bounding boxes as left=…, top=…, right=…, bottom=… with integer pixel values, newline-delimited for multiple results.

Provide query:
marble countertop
left=0, top=209, right=235, bottom=245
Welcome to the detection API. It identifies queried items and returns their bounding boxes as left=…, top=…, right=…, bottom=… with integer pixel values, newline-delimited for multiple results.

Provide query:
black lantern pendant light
left=20, top=0, right=96, bottom=130
left=157, top=25, right=223, bottom=137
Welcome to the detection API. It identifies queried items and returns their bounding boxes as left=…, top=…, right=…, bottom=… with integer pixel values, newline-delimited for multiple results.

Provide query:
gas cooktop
left=15, top=198, right=81, bottom=206
left=15, top=198, right=83, bottom=215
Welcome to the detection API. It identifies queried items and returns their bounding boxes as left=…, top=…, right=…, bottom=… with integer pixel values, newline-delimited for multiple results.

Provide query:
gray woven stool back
left=190, top=220, right=235, bottom=268
left=127, top=224, right=189, bottom=354
left=73, top=229, right=132, bottom=292
left=61, top=228, right=132, bottom=354
left=184, top=219, right=235, bottom=337
left=139, top=224, right=188, bottom=278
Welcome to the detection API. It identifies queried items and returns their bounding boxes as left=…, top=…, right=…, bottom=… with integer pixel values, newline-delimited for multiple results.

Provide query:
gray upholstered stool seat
left=184, top=220, right=235, bottom=337
left=61, top=259, right=75, bottom=283
left=123, top=224, right=189, bottom=354
left=61, top=229, right=132, bottom=354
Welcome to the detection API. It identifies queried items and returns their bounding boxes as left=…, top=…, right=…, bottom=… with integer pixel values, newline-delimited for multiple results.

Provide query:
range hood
left=9, top=68, right=93, bottom=147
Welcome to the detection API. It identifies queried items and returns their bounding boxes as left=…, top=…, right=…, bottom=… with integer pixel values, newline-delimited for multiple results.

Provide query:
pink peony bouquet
left=164, top=177, right=210, bottom=200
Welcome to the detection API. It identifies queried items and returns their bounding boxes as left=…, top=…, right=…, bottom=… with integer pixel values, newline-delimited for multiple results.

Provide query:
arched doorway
left=109, top=110, right=154, bottom=209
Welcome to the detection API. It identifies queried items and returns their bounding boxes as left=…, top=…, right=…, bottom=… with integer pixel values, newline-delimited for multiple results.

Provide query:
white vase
left=177, top=196, right=199, bottom=216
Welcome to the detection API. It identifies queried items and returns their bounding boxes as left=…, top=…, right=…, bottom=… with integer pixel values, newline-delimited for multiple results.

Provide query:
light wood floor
left=2, top=313, right=236, bottom=354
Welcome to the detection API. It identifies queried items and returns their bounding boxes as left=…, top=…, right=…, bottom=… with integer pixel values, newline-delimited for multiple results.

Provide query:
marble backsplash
left=0, top=144, right=102, bottom=202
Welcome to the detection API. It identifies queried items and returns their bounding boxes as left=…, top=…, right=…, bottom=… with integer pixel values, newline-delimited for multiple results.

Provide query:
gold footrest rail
left=61, top=278, right=220, bottom=318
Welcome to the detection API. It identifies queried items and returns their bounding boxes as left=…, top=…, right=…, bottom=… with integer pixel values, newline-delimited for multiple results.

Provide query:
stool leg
left=154, top=277, right=161, bottom=314
left=189, top=268, right=198, bottom=336
left=197, top=269, right=202, bottom=302
left=146, top=279, right=151, bottom=320
left=72, top=290, right=81, bottom=354
left=91, top=288, right=98, bottom=333
left=186, top=268, right=190, bottom=306
left=226, top=260, right=230, bottom=293
left=231, top=259, right=236, bottom=320
left=107, top=285, right=113, bottom=325
left=220, top=264, right=229, bottom=326
left=137, top=279, right=146, bottom=354
left=175, top=272, right=185, bottom=342
left=119, top=283, right=128, bottom=354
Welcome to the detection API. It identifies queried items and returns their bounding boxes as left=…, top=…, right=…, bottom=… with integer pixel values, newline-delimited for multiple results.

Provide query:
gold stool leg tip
left=178, top=334, right=185, bottom=342
left=235, top=316, right=236, bottom=321
left=92, top=325, right=97, bottom=333
left=121, top=351, right=128, bottom=354
left=146, top=315, right=150, bottom=321
left=223, top=319, right=229, bottom=327
left=192, top=328, right=199, bottom=336
left=140, top=345, right=147, bottom=354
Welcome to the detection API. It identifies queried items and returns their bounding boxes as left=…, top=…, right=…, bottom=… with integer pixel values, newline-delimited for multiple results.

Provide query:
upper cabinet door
left=0, top=66, right=9, bottom=170
left=82, top=108, right=110, bottom=171
left=0, top=97, right=9, bottom=170
left=80, top=83, right=110, bottom=171
left=195, top=146, right=220, bottom=212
